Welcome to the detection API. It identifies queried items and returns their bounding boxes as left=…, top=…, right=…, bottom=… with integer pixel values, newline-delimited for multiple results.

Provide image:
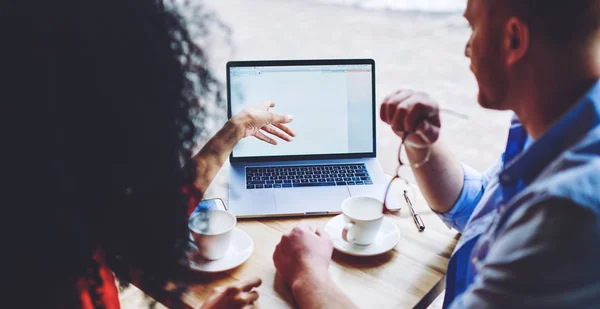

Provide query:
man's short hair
left=487, top=0, right=600, bottom=46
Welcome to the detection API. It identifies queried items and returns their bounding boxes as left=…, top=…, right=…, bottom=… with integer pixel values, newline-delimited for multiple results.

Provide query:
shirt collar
left=500, top=79, right=600, bottom=187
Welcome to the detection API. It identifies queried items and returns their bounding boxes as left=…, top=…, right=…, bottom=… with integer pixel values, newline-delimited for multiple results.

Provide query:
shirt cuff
left=435, top=163, right=485, bottom=232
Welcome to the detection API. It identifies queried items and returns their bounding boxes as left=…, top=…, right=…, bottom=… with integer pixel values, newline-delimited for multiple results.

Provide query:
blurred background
left=121, top=0, right=513, bottom=307
left=199, top=0, right=512, bottom=175
left=305, top=0, right=466, bottom=12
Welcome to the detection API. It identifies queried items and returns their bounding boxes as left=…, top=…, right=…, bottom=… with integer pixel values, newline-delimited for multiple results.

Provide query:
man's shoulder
left=497, top=127, right=600, bottom=244
left=526, top=126, right=600, bottom=212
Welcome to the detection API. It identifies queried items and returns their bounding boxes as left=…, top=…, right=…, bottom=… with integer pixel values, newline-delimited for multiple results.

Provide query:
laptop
left=227, top=59, right=400, bottom=218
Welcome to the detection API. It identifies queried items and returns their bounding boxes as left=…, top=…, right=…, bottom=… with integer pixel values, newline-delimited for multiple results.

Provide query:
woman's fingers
left=253, top=131, right=277, bottom=145
left=261, top=125, right=293, bottom=142
left=240, top=290, right=259, bottom=304
left=238, top=277, right=262, bottom=292
left=272, top=122, right=295, bottom=137
left=268, top=112, right=294, bottom=124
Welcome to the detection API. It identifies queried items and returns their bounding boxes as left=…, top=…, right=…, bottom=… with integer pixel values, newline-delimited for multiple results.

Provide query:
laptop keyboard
left=245, top=163, right=372, bottom=189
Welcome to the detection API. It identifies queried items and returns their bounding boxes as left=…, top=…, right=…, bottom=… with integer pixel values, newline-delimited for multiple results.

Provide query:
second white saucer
left=324, top=214, right=401, bottom=257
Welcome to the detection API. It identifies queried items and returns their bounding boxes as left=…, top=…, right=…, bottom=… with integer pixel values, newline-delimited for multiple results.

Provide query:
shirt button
left=499, top=204, right=506, bottom=213
left=501, top=174, right=511, bottom=183
left=472, top=257, right=480, bottom=266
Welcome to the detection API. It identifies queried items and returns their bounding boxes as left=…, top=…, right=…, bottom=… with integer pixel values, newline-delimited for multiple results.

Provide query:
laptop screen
left=228, top=60, right=375, bottom=162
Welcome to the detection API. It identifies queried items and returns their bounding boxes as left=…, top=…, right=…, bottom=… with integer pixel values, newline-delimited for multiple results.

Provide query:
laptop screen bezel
left=227, top=59, right=376, bottom=163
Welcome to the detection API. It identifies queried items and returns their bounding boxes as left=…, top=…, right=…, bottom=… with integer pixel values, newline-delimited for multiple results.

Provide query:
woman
left=5, top=0, right=292, bottom=308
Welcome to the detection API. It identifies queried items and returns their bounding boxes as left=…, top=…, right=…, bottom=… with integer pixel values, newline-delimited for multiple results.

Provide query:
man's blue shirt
left=439, top=80, right=600, bottom=308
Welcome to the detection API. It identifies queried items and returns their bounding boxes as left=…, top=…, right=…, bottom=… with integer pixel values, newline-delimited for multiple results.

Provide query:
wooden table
left=180, top=164, right=459, bottom=309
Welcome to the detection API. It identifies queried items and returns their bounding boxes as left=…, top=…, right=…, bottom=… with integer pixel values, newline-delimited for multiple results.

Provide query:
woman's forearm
left=193, top=119, right=244, bottom=195
left=191, top=103, right=294, bottom=195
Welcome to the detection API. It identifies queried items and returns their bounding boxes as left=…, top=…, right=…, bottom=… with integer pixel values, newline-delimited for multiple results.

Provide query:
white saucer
left=186, top=228, right=253, bottom=273
left=324, top=214, right=401, bottom=257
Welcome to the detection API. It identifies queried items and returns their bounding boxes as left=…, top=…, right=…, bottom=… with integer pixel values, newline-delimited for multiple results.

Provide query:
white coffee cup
left=189, top=209, right=237, bottom=260
left=341, top=196, right=384, bottom=246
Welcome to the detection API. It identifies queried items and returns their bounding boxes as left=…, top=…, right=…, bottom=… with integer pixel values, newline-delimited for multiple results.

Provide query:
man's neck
left=513, top=47, right=600, bottom=139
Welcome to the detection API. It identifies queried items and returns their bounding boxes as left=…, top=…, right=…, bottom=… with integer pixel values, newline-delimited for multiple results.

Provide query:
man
left=273, top=0, right=600, bottom=308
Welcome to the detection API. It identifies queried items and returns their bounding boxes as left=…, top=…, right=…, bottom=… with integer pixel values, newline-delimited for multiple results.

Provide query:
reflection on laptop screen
left=229, top=63, right=374, bottom=159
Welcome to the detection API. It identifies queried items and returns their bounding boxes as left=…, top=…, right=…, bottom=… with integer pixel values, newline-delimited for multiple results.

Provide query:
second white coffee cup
left=189, top=209, right=237, bottom=260
left=341, top=196, right=384, bottom=246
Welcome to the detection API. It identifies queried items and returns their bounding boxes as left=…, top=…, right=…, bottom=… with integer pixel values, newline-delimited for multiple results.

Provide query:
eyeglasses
left=381, top=108, right=468, bottom=214
left=382, top=130, right=432, bottom=214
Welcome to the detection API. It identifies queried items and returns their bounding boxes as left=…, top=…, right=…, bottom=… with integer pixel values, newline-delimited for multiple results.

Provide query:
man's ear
left=504, top=17, right=530, bottom=66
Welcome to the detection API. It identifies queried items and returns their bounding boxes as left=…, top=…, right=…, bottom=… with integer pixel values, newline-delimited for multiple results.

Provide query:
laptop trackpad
left=274, top=187, right=350, bottom=214
left=230, top=189, right=276, bottom=217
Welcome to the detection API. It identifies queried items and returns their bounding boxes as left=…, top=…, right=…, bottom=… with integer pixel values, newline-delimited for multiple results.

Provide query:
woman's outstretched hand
left=231, top=101, right=295, bottom=145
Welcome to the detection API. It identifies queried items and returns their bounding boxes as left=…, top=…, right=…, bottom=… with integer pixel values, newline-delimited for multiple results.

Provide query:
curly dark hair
left=5, top=0, right=224, bottom=307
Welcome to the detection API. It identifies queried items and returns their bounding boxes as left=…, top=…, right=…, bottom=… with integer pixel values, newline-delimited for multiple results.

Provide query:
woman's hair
left=5, top=0, right=222, bottom=307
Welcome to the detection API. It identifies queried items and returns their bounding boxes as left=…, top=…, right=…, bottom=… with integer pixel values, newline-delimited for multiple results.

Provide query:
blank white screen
left=229, top=64, right=373, bottom=158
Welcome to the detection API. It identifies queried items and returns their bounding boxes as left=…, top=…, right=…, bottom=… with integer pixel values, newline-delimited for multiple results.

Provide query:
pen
left=404, top=190, right=425, bottom=231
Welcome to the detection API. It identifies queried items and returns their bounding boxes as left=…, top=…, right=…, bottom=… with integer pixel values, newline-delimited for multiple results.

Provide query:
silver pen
left=404, top=190, right=425, bottom=231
